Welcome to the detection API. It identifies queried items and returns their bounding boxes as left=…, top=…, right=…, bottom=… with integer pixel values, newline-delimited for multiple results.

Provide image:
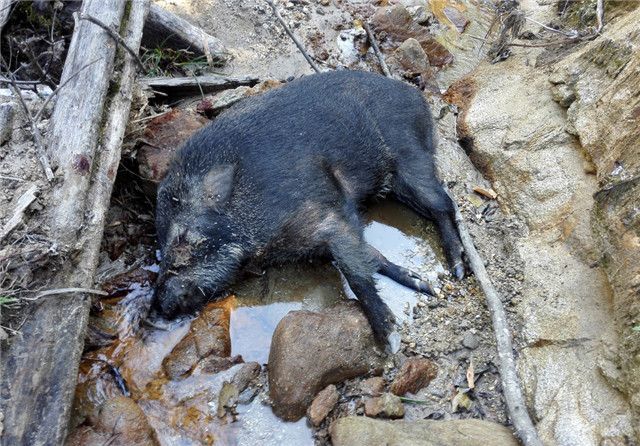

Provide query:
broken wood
left=265, top=0, right=320, bottom=73
left=364, top=22, right=391, bottom=78
left=0, top=184, right=38, bottom=243
left=447, top=188, right=543, bottom=446
left=0, top=1, right=149, bottom=444
left=144, top=3, right=227, bottom=65
left=141, top=74, right=259, bottom=97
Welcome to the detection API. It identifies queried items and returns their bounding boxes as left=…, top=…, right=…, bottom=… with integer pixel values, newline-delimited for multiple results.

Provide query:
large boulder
left=268, top=302, right=384, bottom=421
left=330, top=417, right=518, bottom=446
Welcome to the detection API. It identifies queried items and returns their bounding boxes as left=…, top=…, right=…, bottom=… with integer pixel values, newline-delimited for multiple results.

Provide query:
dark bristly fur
left=154, top=70, right=465, bottom=344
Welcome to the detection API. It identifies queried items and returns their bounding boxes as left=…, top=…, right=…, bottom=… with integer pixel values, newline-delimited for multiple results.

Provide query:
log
left=141, top=74, right=259, bottom=97
left=0, top=0, right=15, bottom=36
left=0, top=1, right=150, bottom=444
left=144, top=3, right=227, bottom=65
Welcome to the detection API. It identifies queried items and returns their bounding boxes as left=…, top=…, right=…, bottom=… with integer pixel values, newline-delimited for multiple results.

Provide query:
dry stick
left=0, top=184, right=38, bottom=243
left=363, top=22, right=391, bottom=78
left=595, top=0, right=605, bottom=33
left=32, top=58, right=102, bottom=123
left=447, top=189, right=542, bottom=446
left=77, top=13, right=145, bottom=71
left=264, top=0, right=319, bottom=73
left=6, top=82, right=54, bottom=182
left=31, top=287, right=108, bottom=300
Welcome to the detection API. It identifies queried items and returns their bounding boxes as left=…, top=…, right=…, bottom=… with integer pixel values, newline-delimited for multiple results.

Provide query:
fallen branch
left=0, top=184, right=38, bottom=243
left=264, top=0, right=320, bottom=73
left=78, top=13, right=145, bottom=71
left=446, top=187, right=542, bottom=446
left=144, top=3, right=227, bottom=65
left=31, top=287, right=108, bottom=300
left=363, top=22, right=391, bottom=78
left=141, top=74, right=259, bottom=96
left=595, top=0, right=604, bottom=33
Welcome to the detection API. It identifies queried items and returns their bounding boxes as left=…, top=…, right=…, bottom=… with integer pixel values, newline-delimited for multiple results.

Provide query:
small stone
left=163, top=336, right=199, bottom=379
left=320, top=0, right=330, bottom=5
left=191, top=305, right=230, bottom=358
left=307, top=384, right=340, bottom=426
left=392, top=38, right=431, bottom=75
left=390, top=358, right=437, bottom=396
left=360, top=376, right=385, bottom=396
left=0, top=102, right=15, bottom=145
left=96, top=397, right=155, bottom=445
left=364, top=393, right=405, bottom=419
left=462, top=332, right=480, bottom=350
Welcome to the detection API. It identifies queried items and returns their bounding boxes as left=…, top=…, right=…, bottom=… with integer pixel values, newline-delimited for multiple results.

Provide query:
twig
left=0, top=184, right=38, bottom=243
left=5, top=80, right=54, bottom=181
left=30, top=287, right=108, bottom=300
left=595, top=0, right=604, bottom=33
left=523, top=16, right=577, bottom=38
left=77, top=13, right=145, bottom=71
left=363, top=22, right=391, bottom=78
left=446, top=187, right=542, bottom=446
left=33, top=58, right=102, bottom=123
left=264, top=0, right=320, bottom=73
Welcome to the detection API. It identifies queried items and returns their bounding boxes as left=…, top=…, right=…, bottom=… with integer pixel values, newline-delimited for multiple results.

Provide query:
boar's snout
left=153, top=275, right=198, bottom=319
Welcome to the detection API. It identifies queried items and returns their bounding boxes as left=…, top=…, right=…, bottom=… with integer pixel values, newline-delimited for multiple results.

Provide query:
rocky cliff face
left=450, top=5, right=640, bottom=444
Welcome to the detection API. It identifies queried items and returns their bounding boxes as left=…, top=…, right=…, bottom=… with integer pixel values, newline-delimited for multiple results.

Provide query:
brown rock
left=391, top=38, right=431, bottom=75
left=331, top=417, right=519, bottom=446
left=163, top=303, right=231, bottom=379
left=96, top=396, right=156, bottom=446
left=232, top=361, right=261, bottom=392
left=360, top=376, right=385, bottom=397
left=371, top=5, right=453, bottom=67
left=162, top=335, right=199, bottom=379
left=390, top=358, right=437, bottom=396
left=191, top=304, right=230, bottom=358
left=364, top=393, right=405, bottom=419
left=137, top=109, right=209, bottom=183
left=307, top=385, right=340, bottom=426
left=268, top=302, right=384, bottom=421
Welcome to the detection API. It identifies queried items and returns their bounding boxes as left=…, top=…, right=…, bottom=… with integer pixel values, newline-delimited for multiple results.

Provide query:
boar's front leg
left=322, top=212, right=397, bottom=347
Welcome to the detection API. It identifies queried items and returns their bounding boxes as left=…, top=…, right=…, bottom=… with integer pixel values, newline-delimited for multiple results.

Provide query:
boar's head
left=153, top=163, right=244, bottom=319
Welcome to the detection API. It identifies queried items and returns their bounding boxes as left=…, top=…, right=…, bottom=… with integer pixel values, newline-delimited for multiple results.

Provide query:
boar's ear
left=202, top=164, right=235, bottom=209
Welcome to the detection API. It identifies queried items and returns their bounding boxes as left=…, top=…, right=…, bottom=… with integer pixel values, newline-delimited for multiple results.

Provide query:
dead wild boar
left=154, top=70, right=465, bottom=346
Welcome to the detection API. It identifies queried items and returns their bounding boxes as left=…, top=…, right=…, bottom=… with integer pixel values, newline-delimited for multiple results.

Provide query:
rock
left=360, top=376, right=385, bottom=396
left=137, top=108, right=209, bottom=184
left=331, top=417, right=519, bottom=446
left=65, top=426, right=112, bottom=446
left=197, top=354, right=244, bottom=374
left=307, top=384, right=340, bottom=426
left=0, top=102, right=15, bottom=145
left=268, top=302, right=384, bottom=421
left=390, top=38, right=432, bottom=77
left=232, top=361, right=261, bottom=392
left=163, top=303, right=231, bottom=379
left=550, top=12, right=640, bottom=430
left=364, top=393, right=405, bottom=419
left=461, top=332, right=480, bottom=350
left=390, top=358, right=437, bottom=396
left=455, top=16, right=637, bottom=443
left=162, top=335, right=199, bottom=379
left=191, top=306, right=230, bottom=358
left=371, top=5, right=453, bottom=67
left=96, top=396, right=156, bottom=446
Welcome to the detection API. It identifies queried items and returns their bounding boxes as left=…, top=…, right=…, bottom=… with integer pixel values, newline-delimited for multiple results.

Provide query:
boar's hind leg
left=393, top=156, right=465, bottom=280
left=369, top=247, right=435, bottom=296
left=326, top=218, right=396, bottom=346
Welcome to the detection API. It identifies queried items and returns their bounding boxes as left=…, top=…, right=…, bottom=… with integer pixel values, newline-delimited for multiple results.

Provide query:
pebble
left=462, top=332, right=480, bottom=350
left=364, top=393, right=405, bottom=419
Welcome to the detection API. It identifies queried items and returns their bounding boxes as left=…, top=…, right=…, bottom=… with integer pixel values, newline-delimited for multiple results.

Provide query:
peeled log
left=0, top=1, right=150, bottom=444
